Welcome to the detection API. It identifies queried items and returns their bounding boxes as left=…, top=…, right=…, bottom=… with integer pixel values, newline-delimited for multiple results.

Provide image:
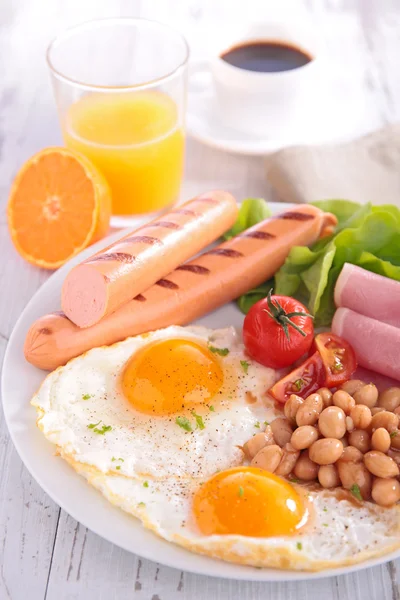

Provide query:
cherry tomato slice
left=313, top=332, right=357, bottom=386
left=268, top=352, right=325, bottom=404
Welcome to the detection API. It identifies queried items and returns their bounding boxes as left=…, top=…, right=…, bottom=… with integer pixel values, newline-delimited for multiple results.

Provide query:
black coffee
left=220, top=41, right=312, bottom=73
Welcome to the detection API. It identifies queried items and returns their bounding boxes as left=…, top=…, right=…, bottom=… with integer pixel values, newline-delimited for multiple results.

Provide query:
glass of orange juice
left=47, top=18, right=189, bottom=225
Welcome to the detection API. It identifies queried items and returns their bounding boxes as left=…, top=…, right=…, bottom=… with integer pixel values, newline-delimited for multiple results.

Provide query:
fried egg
left=32, top=325, right=400, bottom=570
left=32, top=326, right=281, bottom=479
left=60, top=456, right=400, bottom=571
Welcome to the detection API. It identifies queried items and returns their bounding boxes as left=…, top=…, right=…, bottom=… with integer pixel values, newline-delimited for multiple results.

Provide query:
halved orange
left=7, top=147, right=112, bottom=269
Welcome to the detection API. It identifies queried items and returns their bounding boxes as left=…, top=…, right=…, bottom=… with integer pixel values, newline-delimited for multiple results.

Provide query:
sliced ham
left=335, top=263, right=400, bottom=328
left=353, top=366, right=400, bottom=391
left=332, top=307, right=400, bottom=381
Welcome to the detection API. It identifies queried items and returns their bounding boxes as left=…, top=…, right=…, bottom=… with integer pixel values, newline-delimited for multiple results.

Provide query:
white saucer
left=187, top=65, right=371, bottom=155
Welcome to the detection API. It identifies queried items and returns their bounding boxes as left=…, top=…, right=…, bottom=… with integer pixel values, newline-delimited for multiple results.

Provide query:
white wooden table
left=1, top=1, right=400, bottom=598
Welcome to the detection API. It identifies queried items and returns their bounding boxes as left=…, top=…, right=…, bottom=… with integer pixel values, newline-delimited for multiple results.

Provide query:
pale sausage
left=61, top=191, right=238, bottom=327
left=25, top=204, right=337, bottom=370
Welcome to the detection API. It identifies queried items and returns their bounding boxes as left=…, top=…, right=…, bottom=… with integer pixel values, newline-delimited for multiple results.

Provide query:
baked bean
left=340, top=379, right=365, bottom=396
left=291, top=426, right=319, bottom=450
left=275, top=443, right=300, bottom=477
left=372, top=478, right=400, bottom=507
left=364, top=450, right=400, bottom=478
left=337, top=460, right=372, bottom=500
left=371, top=428, right=391, bottom=453
left=390, top=430, right=400, bottom=450
left=370, top=411, right=399, bottom=433
left=284, top=394, right=304, bottom=425
left=270, top=418, right=293, bottom=447
left=340, top=436, right=349, bottom=448
left=371, top=407, right=385, bottom=416
left=388, top=449, right=400, bottom=465
left=251, top=445, right=282, bottom=473
left=340, top=445, right=363, bottom=463
left=318, top=464, right=340, bottom=488
left=346, top=416, right=354, bottom=432
left=243, top=428, right=275, bottom=459
left=350, top=405, right=372, bottom=430
left=293, top=451, right=319, bottom=481
left=295, top=393, right=323, bottom=427
left=348, top=429, right=371, bottom=453
left=395, top=407, right=400, bottom=417
left=317, top=387, right=333, bottom=408
left=333, top=390, right=355, bottom=415
left=378, top=387, right=400, bottom=412
left=309, top=438, right=344, bottom=465
left=318, top=406, right=346, bottom=439
left=353, top=384, right=378, bottom=408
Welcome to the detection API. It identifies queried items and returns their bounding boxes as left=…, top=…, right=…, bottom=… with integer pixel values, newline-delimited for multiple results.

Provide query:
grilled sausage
left=25, top=204, right=337, bottom=370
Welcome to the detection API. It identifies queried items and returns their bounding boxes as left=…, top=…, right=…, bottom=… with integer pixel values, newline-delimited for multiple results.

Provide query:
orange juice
left=64, top=92, right=185, bottom=215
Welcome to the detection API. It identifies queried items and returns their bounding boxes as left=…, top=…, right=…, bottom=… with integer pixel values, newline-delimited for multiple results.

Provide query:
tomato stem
left=263, top=290, right=313, bottom=341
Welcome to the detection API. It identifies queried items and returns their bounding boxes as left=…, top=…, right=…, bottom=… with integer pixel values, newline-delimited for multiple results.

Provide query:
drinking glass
left=47, top=18, right=189, bottom=226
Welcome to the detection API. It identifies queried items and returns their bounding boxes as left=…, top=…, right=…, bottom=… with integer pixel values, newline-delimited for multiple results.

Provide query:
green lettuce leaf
left=237, top=199, right=400, bottom=326
left=223, top=198, right=271, bottom=240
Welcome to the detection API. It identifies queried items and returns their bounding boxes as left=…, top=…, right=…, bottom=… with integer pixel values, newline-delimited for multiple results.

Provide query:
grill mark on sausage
left=52, top=311, right=69, bottom=319
left=85, top=252, right=136, bottom=264
left=169, top=208, right=197, bottom=217
left=240, top=230, right=276, bottom=240
left=156, top=279, right=179, bottom=290
left=176, top=264, right=210, bottom=275
left=122, top=235, right=163, bottom=246
left=133, top=294, right=146, bottom=302
left=150, top=221, right=181, bottom=230
left=280, top=211, right=315, bottom=221
left=205, top=248, right=244, bottom=258
left=39, top=327, right=52, bottom=335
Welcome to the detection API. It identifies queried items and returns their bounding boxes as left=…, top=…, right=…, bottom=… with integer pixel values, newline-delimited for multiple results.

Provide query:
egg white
left=32, top=326, right=281, bottom=479
left=61, top=451, right=400, bottom=571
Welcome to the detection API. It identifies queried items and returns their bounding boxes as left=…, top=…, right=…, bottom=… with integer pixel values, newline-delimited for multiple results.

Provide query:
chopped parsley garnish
left=264, top=421, right=269, bottom=426
left=192, top=410, right=205, bottom=430
left=111, top=457, right=124, bottom=462
left=323, top=507, right=328, bottom=512
left=143, top=481, right=149, bottom=488
left=209, top=405, right=215, bottom=412
left=240, top=360, right=250, bottom=374
left=390, top=431, right=399, bottom=439
left=350, top=483, right=363, bottom=501
left=208, top=345, right=229, bottom=356
left=238, top=486, right=244, bottom=498
left=332, top=361, right=343, bottom=372
left=87, top=421, right=112, bottom=435
left=94, top=425, right=112, bottom=435
left=254, top=421, right=260, bottom=428
left=293, top=379, right=304, bottom=392
left=138, top=502, right=146, bottom=507
left=296, top=542, right=302, bottom=550
left=289, top=477, right=300, bottom=483
left=116, top=466, right=121, bottom=470
left=176, top=416, right=192, bottom=432
left=82, top=393, right=93, bottom=400
left=323, top=523, right=328, bottom=527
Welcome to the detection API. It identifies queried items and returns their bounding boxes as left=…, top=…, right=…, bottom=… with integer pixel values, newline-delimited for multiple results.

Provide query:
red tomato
left=314, top=332, right=357, bottom=386
left=243, top=292, right=314, bottom=369
left=268, top=352, right=325, bottom=404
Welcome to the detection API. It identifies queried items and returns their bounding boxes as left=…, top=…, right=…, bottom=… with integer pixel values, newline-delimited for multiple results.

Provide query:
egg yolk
left=193, top=467, right=305, bottom=537
left=122, top=338, right=224, bottom=415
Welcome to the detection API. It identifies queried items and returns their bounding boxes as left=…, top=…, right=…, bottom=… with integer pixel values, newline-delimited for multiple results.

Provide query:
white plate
left=187, top=66, right=371, bottom=155
left=3, top=202, right=400, bottom=581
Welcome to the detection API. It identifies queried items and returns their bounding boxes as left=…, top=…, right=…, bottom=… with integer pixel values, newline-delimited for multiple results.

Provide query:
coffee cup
left=191, top=20, right=323, bottom=137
